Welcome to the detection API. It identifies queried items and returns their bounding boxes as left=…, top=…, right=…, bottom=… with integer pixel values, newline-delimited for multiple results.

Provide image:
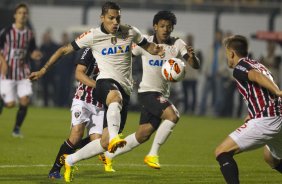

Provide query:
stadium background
left=0, top=1, right=282, bottom=183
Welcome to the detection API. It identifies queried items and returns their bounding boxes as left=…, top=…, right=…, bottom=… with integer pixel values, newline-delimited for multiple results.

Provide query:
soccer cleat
left=48, top=171, right=62, bottom=179
left=98, top=154, right=115, bottom=172
left=12, top=130, right=24, bottom=138
left=108, top=135, right=127, bottom=153
left=144, top=155, right=161, bottom=169
left=62, top=154, right=76, bottom=182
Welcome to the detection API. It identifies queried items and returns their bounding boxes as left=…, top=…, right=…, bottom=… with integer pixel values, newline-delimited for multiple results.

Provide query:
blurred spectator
left=39, top=29, right=59, bottom=106
left=260, top=41, right=281, bottom=86
left=182, top=34, right=202, bottom=114
left=199, top=30, right=227, bottom=116
left=55, top=32, right=76, bottom=107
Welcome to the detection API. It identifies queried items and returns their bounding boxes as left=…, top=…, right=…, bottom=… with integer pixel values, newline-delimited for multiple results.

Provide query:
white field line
left=0, top=163, right=218, bottom=168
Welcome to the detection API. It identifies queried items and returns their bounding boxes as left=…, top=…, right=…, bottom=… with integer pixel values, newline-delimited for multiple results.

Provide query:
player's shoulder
left=0, top=25, right=12, bottom=35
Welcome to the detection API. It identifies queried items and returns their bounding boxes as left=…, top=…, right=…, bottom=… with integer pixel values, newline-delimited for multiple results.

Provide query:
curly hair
left=153, top=11, right=177, bottom=26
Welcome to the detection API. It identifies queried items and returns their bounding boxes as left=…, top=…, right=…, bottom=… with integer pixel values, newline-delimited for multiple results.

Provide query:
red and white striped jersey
left=0, top=24, right=36, bottom=80
left=233, top=57, right=282, bottom=119
left=74, top=48, right=102, bottom=107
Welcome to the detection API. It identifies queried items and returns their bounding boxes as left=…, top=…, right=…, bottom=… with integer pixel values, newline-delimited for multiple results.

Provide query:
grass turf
left=0, top=107, right=280, bottom=184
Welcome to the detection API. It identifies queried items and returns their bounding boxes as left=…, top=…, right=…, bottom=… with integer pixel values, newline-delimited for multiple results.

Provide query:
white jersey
left=132, top=35, right=187, bottom=97
left=74, top=24, right=144, bottom=95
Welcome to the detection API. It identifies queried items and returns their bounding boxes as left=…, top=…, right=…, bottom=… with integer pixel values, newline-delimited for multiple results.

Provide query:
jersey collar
left=153, top=34, right=173, bottom=45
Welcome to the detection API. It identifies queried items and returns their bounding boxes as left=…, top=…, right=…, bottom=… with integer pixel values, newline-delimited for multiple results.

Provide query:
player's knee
left=215, top=146, right=225, bottom=158
left=5, top=102, right=15, bottom=108
left=100, top=137, right=109, bottom=150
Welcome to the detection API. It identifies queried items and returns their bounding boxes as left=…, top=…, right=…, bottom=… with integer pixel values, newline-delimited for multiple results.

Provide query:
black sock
left=13, top=105, right=28, bottom=132
left=216, top=152, right=240, bottom=184
left=49, top=139, right=76, bottom=174
left=274, top=160, right=282, bottom=173
left=75, top=137, right=91, bottom=149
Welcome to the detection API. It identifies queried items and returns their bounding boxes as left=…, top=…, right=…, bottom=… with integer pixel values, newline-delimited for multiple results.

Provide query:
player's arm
left=183, top=46, right=200, bottom=69
left=29, top=43, right=74, bottom=80
left=248, top=69, right=282, bottom=97
left=140, top=41, right=164, bottom=57
left=75, top=64, right=96, bottom=88
left=0, top=52, right=8, bottom=76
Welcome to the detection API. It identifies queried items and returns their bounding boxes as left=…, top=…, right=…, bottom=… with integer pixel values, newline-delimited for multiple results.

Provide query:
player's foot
left=12, top=130, right=23, bottom=138
left=144, top=155, right=161, bottom=169
left=62, top=154, right=76, bottom=182
left=108, top=134, right=126, bottom=153
left=48, top=170, right=62, bottom=179
left=99, top=154, right=115, bottom=172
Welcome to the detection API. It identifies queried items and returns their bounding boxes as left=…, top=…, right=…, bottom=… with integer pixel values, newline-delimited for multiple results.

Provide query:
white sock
left=66, top=139, right=105, bottom=165
left=107, top=102, right=122, bottom=141
left=106, top=133, right=140, bottom=159
left=148, top=120, right=176, bottom=156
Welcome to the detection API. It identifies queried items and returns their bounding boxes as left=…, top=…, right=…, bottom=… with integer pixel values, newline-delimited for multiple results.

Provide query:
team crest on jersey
left=111, top=37, right=117, bottom=45
left=157, top=96, right=168, bottom=103
left=168, top=46, right=177, bottom=56
left=74, top=111, right=81, bottom=118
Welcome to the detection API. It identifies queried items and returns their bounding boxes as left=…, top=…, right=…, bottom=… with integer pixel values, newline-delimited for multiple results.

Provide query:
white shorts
left=230, top=116, right=282, bottom=159
left=71, top=99, right=104, bottom=135
left=0, top=79, right=32, bottom=103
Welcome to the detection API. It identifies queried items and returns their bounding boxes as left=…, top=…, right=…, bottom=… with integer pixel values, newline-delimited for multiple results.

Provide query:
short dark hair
left=223, top=35, right=248, bottom=57
left=153, top=11, right=177, bottom=26
left=14, top=3, right=29, bottom=14
left=101, top=1, right=120, bottom=15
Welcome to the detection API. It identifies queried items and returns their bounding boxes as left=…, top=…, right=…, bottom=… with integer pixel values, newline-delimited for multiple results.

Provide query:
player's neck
left=14, top=22, right=25, bottom=30
left=155, top=34, right=170, bottom=44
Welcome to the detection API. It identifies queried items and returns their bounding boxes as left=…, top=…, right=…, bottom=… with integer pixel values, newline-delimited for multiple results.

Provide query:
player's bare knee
left=214, top=146, right=224, bottom=158
left=5, top=102, right=15, bottom=108
left=100, top=136, right=109, bottom=150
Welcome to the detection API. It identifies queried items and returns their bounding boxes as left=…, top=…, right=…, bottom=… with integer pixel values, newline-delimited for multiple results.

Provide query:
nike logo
left=112, top=124, right=119, bottom=127
left=222, top=162, right=229, bottom=167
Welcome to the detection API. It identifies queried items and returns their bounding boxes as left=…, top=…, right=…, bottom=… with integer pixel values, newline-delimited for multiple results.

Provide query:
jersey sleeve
left=73, top=29, right=94, bottom=50
left=0, top=28, right=6, bottom=49
left=233, top=61, right=253, bottom=81
left=28, top=33, right=37, bottom=53
left=176, top=39, right=188, bottom=57
left=132, top=43, right=143, bottom=56
left=76, top=47, right=94, bottom=66
left=131, top=26, right=146, bottom=45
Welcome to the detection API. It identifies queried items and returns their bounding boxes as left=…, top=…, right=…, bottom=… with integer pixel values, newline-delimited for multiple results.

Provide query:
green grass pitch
left=0, top=107, right=280, bottom=184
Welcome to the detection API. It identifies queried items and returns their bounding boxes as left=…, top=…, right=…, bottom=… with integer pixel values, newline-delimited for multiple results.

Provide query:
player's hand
left=186, top=45, right=195, bottom=58
left=155, top=45, right=165, bottom=58
left=31, top=50, right=43, bottom=61
left=28, top=68, right=46, bottom=81
left=0, top=61, right=8, bottom=76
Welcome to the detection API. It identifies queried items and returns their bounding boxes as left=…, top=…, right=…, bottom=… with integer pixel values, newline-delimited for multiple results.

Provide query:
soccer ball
left=161, top=58, right=185, bottom=82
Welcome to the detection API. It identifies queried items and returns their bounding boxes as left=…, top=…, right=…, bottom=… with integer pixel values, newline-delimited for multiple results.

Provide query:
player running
left=48, top=48, right=106, bottom=179
left=100, top=10, right=200, bottom=171
left=29, top=1, right=164, bottom=182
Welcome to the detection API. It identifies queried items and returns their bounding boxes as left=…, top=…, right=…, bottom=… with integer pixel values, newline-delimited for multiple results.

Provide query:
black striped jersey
left=0, top=24, right=36, bottom=80
left=74, top=48, right=102, bottom=107
left=233, top=57, right=282, bottom=119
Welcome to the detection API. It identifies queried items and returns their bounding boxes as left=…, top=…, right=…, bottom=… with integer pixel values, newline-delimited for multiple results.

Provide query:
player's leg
left=13, top=79, right=32, bottom=137
left=215, top=117, right=281, bottom=184
left=143, top=93, right=178, bottom=169
left=95, top=79, right=128, bottom=153
left=263, top=146, right=282, bottom=173
left=0, top=79, right=17, bottom=108
left=49, top=100, right=92, bottom=179
left=215, top=136, right=240, bottom=184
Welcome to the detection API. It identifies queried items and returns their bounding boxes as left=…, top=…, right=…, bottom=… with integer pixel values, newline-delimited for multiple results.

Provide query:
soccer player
left=101, top=10, right=200, bottom=171
left=0, top=3, right=42, bottom=137
left=48, top=47, right=105, bottom=179
left=29, top=1, right=164, bottom=182
left=215, top=35, right=282, bottom=184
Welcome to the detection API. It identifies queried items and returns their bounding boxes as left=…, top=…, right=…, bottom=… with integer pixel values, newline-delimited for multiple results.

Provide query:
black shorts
left=96, top=79, right=130, bottom=133
left=138, top=92, right=172, bottom=129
